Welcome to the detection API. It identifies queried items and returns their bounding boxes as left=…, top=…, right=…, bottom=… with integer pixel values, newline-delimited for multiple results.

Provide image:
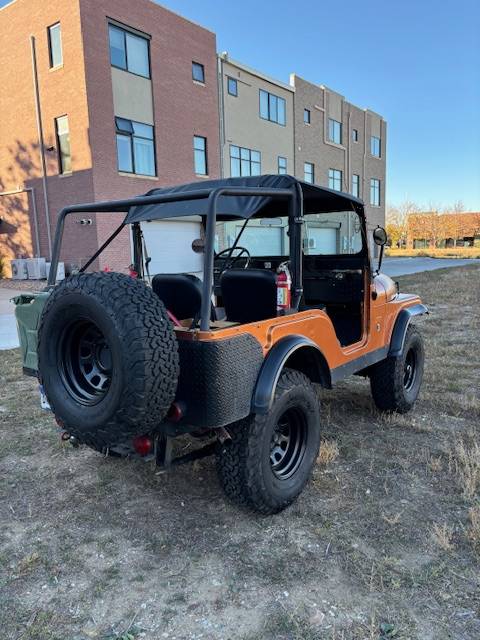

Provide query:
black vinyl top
left=125, top=174, right=364, bottom=223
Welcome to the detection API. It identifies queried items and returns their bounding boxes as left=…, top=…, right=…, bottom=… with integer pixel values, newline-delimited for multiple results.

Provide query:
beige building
left=218, top=54, right=295, bottom=179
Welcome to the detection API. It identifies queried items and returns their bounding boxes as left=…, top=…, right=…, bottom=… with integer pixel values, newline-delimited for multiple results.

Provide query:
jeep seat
left=152, top=273, right=215, bottom=322
left=220, top=269, right=277, bottom=324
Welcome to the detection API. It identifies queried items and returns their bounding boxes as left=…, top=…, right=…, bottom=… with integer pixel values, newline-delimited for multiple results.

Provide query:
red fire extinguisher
left=276, top=262, right=292, bottom=312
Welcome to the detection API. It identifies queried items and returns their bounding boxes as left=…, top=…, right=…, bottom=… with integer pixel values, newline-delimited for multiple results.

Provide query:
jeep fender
left=389, top=303, right=428, bottom=357
left=252, top=335, right=331, bottom=414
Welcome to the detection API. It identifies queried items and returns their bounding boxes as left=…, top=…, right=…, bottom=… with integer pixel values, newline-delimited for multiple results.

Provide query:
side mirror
left=373, top=226, right=387, bottom=273
left=373, top=226, right=387, bottom=246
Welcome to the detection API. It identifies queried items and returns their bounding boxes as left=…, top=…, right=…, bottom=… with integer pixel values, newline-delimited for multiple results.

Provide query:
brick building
left=0, top=0, right=220, bottom=276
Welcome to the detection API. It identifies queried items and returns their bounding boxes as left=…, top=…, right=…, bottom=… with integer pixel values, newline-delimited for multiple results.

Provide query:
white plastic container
left=45, top=261, right=65, bottom=282
left=26, top=257, right=47, bottom=279
left=10, top=259, right=28, bottom=279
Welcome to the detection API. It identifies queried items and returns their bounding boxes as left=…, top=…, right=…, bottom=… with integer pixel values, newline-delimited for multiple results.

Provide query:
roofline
left=290, top=73, right=386, bottom=121
left=219, top=53, right=295, bottom=93
left=0, top=0, right=19, bottom=12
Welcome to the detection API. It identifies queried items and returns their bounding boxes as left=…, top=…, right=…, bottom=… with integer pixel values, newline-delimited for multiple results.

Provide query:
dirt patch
left=1, top=265, right=479, bottom=639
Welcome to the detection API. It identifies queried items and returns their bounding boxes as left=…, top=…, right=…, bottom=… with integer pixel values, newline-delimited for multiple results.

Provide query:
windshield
left=215, top=211, right=363, bottom=256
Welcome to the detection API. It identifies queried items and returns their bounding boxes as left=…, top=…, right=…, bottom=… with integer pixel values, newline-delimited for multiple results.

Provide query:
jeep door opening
left=15, top=175, right=428, bottom=513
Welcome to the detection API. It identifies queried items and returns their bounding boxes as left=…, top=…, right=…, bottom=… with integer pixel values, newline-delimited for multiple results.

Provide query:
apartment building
left=0, top=0, right=220, bottom=276
left=291, top=75, right=387, bottom=236
left=0, top=0, right=387, bottom=277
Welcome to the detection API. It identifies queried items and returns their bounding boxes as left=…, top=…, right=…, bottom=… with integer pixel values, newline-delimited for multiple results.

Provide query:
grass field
left=1, top=265, right=479, bottom=640
left=385, top=247, right=480, bottom=259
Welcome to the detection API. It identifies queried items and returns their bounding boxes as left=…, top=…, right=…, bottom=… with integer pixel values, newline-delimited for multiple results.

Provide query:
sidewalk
left=0, top=287, right=24, bottom=350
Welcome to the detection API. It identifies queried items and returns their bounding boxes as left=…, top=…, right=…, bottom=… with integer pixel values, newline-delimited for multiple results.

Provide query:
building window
left=55, top=115, right=71, bottom=174
left=192, top=61, right=205, bottom=83
left=48, top=23, right=62, bottom=68
left=371, top=136, right=381, bottom=157
left=259, top=89, right=286, bottom=125
left=370, top=178, right=380, bottom=206
left=328, top=118, right=342, bottom=144
left=115, top=117, right=155, bottom=176
left=227, top=77, right=238, bottom=96
left=278, top=156, right=287, bottom=175
left=304, top=162, right=314, bottom=184
left=304, top=109, right=311, bottom=124
left=352, top=174, right=360, bottom=198
left=108, top=24, right=150, bottom=78
left=193, top=136, right=208, bottom=175
left=352, top=128, right=359, bottom=143
left=328, top=168, right=342, bottom=191
left=230, top=145, right=261, bottom=177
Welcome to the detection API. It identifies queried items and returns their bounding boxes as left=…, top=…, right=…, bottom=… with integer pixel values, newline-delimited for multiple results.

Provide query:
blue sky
left=162, top=0, right=480, bottom=210
left=2, top=0, right=479, bottom=209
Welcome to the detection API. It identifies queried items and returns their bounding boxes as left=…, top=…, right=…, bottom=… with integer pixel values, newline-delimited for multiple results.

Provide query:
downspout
left=217, top=55, right=226, bottom=177
left=30, top=35, right=52, bottom=259
left=0, top=188, right=41, bottom=257
left=362, top=110, right=367, bottom=203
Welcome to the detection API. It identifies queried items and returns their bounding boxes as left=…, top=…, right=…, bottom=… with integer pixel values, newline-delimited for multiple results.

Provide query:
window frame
left=193, top=135, right=208, bottom=176
left=115, top=117, right=156, bottom=177
left=278, top=156, right=287, bottom=175
left=370, top=178, right=381, bottom=206
left=304, top=162, right=314, bottom=184
left=371, top=135, right=381, bottom=157
left=352, top=173, right=360, bottom=198
left=227, top=76, right=238, bottom=96
left=229, top=145, right=261, bottom=177
left=192, top=61, right=205, bottom=83
left=328, top=168, right=343, bottom=192
left=108, top=23, right=151, bottom=79
left=304, top=108, right=311, bottom=124
left=352, top=128, right=359, bottom=143
left=48, top=22, right=63, bottom=69
left=328, top=118, right=342, bottom=144
left=55, top=115, right=71, bottom=174
left=259, top=89, right=286, bottom=126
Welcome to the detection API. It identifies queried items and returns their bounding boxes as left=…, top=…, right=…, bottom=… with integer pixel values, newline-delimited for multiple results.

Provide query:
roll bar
left=47, top=186, right=298, bottom=331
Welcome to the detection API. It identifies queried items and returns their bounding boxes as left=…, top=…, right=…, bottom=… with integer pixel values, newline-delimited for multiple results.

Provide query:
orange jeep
left=14, top=175, right=427, bottom=513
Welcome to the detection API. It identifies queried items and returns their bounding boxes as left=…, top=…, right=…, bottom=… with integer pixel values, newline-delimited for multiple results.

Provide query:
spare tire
left=38, top=272, right=179, bottom=448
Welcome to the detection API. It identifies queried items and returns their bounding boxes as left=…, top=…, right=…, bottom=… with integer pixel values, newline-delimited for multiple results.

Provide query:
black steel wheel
left=370, top=324, right=424, bottom=413
left=38, top=272, right=179, bottom=448
left=216, top=368, right=321, bottom=514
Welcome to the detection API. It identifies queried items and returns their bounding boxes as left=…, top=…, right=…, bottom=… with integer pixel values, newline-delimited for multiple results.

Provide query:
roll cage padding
left=252, top=335, right=331, bottom=414
left=388, top=303, right=428, bottom=357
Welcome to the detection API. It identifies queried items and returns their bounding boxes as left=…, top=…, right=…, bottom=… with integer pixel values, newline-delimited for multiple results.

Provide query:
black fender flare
left=252, top=335, right=330, bottom=415
left=389, top=303, right=428, bottom=356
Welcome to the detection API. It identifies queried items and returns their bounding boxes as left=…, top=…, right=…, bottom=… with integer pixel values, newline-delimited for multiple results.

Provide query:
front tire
left=216, top=369, right=321, bottom=514
left=370, top=324, right=424, bottom=413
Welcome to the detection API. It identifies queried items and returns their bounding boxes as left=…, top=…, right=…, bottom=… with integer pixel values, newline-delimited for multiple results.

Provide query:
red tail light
left=167, top=402, right=184, bottom=422
left=133, top=435, right=153, bottom=456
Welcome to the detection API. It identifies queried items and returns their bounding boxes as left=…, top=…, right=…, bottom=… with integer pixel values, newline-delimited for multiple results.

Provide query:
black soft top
left=125, top=174, right=363, bottom=223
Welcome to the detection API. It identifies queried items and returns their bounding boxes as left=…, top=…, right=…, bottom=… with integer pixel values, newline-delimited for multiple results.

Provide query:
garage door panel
left=141, top=221, right=203, bottom=274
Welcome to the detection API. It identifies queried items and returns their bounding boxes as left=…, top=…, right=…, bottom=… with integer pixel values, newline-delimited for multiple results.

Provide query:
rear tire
left=38, top=272, right=179, bottom=448
left=369, top=324, right=424, bottom=413
left=216, top=368, right=321, bottom=514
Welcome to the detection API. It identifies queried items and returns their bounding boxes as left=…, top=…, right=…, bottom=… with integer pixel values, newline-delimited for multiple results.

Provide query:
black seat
left=152, top=274, right=215, bottom=321
left=220, top=269, right=277, bottom=324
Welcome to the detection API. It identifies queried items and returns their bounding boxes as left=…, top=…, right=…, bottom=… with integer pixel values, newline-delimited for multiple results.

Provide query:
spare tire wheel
left=38, top=272, right=179, bottom=448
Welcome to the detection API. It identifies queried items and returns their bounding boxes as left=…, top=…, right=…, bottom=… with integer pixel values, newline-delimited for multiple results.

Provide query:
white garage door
left=236, top=225, right=284, bottom=256
left=141, top=220, right=203, bottom=275
left=307, top=227, right=338, bottom=254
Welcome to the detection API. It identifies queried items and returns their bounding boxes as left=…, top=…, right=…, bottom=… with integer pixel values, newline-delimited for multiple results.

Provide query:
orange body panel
left=175, top=274, right=421, bottom=373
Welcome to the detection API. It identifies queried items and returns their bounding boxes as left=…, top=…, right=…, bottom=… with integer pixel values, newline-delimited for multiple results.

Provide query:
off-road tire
left=216, top=368, right=321, bottom=514
left=38, top=272, right=179, bottom=448
left=369, top=324, right=424, bottom=413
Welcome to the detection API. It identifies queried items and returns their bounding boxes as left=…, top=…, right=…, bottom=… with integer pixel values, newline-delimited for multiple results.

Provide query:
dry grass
left=386, top=247, right=480, bottom=259
left=1, top=264, right=480, bottom=640
left=431, top=523, right=455, bottom=551
left=317, top=438, right=340, bottom=464
left=451, top=439, right=480, bottom=499
left=467, top=505, right=480, bottom=553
